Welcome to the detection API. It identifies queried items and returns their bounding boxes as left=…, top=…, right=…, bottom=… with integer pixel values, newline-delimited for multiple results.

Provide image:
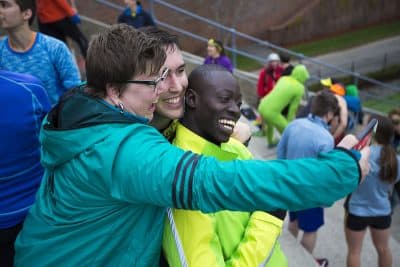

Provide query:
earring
left=118, top=102, right=124, bottom=114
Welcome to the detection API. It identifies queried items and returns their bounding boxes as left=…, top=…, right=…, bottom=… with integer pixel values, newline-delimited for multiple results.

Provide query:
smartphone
left=353, top=118, right=378, bottom=150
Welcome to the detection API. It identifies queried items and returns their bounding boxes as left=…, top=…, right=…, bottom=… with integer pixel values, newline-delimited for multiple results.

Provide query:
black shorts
left=346, top=212, right=391, bottom=231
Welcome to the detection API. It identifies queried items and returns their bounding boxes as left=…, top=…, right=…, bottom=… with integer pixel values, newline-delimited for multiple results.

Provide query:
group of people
left=278, top=89, right=400, bottom=267
left=263, top=55, right=399, bottom=266
left=1, top=1, right=397, bottom=267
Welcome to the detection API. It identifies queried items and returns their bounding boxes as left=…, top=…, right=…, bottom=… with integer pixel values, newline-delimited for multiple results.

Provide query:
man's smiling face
left=155, top=45, right=188, bottom=121
left=192, top=70, right=242, bottom=145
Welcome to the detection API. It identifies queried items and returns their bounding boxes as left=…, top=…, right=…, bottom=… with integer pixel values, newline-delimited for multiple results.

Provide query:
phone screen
left=353, top=118, right=378, bottom=150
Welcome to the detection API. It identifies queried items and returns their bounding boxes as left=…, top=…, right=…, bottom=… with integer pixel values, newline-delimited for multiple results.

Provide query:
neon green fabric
left=258, top=65, right=309, bottom=144
left=163, top=123, right=287, bottom=267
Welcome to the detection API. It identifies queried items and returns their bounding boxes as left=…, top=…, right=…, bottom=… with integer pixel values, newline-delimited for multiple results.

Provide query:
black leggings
left=39, top=17, right=88, bottom=58
left=0, top=222, right=23, bottom=267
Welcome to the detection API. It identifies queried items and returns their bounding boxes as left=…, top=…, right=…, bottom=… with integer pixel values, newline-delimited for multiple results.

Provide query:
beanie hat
left=267, top=53, right=280, bottom=63
left=330, top=83, right=346, bottom=96
left=320, top=77, right=332, bottom=87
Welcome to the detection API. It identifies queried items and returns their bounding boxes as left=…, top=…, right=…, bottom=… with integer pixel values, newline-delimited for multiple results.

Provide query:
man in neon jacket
left=144, top=28, right=278, bottom=266
left=163, top=64, right=287, bottom=267
left=15, top=24, right=369, bottom=266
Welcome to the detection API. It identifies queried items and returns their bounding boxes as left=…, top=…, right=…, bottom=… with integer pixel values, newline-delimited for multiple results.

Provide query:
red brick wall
left=76, top=0, right=400, bottom=55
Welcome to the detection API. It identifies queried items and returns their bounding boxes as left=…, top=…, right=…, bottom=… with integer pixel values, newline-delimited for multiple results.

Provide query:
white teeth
left=165, top=97, right=180, bottom=104
left=218, top=119, right=236, bottom=130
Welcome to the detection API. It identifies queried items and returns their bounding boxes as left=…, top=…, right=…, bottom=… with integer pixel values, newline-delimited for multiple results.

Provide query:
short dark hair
left=279, top=52, right=291, bottom=63
left=310, top=91, right=339, bottom=117
left=188, top=64, right=230, bottom=89
left=86, top=24, right=166, bottom=97
left=16, top=0, right=36, bottom=25
left=140, top=27, right=179, bottom=51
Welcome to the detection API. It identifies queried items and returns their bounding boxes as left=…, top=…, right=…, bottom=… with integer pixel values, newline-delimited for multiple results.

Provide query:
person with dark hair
left=345, top=116, right=400, bottom=267
left=118, top=0, right=155, bottom=29
left=0, top=70, right=51, bottom=267
left=36, top=0, right=89, bottom=59
left=277, top=91, right=339, bottom=267
left=14, top=24, right=369, bottom=266
left=163, top=64, right=287, bottom=267
left=140, top=27, right=187, bottom=139
left=204, top=38, right=233, bottom=72
left=279, top=52, right=294, bottom=76
left=320, top=78, right=349, bottom=144
left=0, top=0, right=81, bottom=105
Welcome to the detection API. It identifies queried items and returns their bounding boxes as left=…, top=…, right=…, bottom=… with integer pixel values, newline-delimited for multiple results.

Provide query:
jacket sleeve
left=189, top=148, right=361, bottom=213
left=51, top=41, right=81, bottom=95
left=111, top=125, right=361, bottom=212
left=225, top=212, right=283, bottom=267
left=277, top=126, right=289, bottom=159
left=54, top=0, right=76, bottom=17
left=257, top=70, right=266, bottom=98
left=221, top=57, right=233, bottom=73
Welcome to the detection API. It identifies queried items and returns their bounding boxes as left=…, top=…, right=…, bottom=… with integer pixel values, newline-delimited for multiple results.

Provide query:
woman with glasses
left=15, top=24, right=369, bottom=266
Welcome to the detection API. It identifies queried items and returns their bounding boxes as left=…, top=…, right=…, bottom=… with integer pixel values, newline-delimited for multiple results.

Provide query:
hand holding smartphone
left=353, top=118, right=378, bottom=150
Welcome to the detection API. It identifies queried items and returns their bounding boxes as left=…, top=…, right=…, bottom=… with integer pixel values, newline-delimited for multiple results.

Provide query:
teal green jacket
left=15, top=89, right=361, bottom=266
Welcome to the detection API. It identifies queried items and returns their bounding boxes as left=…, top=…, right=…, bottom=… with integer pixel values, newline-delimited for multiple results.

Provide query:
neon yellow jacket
left=163, top=123, right=287, bottom=267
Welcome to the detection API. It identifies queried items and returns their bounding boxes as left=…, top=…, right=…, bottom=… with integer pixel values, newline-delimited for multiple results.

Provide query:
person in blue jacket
left=15, top=24, right=370, bottom=266
left=118, top=0, right=156, bottom=28
left=0, top=70, right=51, bottom=267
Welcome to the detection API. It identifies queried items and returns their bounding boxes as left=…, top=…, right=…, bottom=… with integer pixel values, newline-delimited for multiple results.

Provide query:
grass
left=225, top=20, right=400, bottom=71
left=226, top=51, right=263, bottom=71
left=363, top=93, right=400, bottom=114
left=288, top=20, right=400, bottom=57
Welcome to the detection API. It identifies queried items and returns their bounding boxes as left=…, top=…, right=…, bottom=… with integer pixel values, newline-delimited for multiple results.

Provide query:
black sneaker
left=315, top=258, right=329, bottom=267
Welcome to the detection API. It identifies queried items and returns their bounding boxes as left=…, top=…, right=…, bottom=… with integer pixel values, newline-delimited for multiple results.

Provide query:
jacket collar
left=173, top=123, right=239, bottom=161
left=45, top=87, right=148, bottom=130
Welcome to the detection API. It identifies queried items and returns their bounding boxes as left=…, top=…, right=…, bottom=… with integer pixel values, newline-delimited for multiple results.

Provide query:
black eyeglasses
left=124, top=68, right=169, bottom=92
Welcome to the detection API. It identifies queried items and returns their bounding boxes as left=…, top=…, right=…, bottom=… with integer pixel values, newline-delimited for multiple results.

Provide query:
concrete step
left=280, top=225, right=319, bottom=267
left=313, top=199, right=400, bottom=267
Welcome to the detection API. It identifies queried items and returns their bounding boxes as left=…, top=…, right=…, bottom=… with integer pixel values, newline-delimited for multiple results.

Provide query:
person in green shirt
left=258, top=64, right=309, bottom=147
